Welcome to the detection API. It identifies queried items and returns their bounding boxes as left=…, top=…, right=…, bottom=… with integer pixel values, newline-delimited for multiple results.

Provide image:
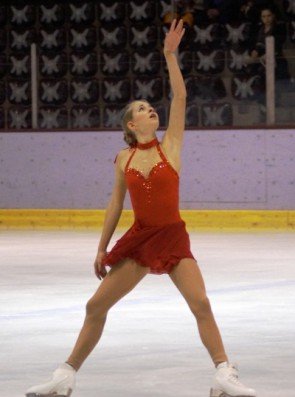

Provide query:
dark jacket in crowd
left=253, top=22, right=289, bottom=79
left=204, top=0, right=241, bottom=23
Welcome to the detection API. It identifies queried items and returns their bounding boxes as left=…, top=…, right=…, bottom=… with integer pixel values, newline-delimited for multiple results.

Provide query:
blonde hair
left=122, top=100, right=149, bottom=148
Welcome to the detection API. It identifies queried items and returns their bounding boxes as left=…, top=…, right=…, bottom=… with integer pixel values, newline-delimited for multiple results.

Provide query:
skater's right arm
left=95, top=150, right=127, bottom=278
left=98, top=150, right=127, bottom=253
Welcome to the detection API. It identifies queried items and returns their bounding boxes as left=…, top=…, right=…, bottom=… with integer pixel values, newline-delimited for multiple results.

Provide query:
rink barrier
left=0, top=209, right=294, bottom=230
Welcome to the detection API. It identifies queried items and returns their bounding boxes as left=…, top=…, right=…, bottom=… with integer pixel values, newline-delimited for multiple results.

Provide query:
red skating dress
left=101, top=137, right=196, bottom=275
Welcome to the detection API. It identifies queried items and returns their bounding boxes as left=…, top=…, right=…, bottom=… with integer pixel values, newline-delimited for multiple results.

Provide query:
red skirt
left=101, top=220, right=196, bottom=275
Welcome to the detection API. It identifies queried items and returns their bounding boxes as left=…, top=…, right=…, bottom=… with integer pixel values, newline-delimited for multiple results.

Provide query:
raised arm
left=162, top=19, right=186, bottom=151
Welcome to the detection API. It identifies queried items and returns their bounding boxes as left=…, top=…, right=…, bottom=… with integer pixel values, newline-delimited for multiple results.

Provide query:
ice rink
left=1, top=229, right=294, bottom=397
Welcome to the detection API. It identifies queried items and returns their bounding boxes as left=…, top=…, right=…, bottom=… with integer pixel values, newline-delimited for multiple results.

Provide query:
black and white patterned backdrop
left=0, top=0, right=294, bottom=130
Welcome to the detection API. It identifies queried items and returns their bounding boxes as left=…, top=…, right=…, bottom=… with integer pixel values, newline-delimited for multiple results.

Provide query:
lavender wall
left=0, top=129, right=294, bottom=209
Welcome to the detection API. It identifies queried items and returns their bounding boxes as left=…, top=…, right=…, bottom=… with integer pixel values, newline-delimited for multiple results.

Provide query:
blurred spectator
left=250, top=6, right=289, bottom=80
left=204, top=0, right=241, bottom=24
left=240, top=0, right=285, bottom=24
left=240, top=1, right=263, bottom=24
left=191, top=0, right=208, bottom=25
left=162, top=1, right=202, bottom=28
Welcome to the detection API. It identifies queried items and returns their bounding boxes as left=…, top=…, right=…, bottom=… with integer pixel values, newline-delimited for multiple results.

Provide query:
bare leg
left=169, top=258, right=228, bottom=367
left=66, top=259, right=150, bottom=371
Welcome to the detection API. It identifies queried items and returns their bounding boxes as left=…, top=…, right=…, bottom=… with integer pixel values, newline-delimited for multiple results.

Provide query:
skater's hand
left=164, top=19, right=185, bottom=54
left=94, top=251, right=108, bottom=280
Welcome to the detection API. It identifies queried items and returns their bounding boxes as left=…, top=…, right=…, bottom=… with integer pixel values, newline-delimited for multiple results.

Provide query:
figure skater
left=25, top=20, right=256, bottom=397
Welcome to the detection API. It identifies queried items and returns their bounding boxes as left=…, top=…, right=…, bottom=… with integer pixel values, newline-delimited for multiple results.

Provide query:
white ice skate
left=25, top=363, right=76, bottom=397
left=210, top=362, right=256, bottom=397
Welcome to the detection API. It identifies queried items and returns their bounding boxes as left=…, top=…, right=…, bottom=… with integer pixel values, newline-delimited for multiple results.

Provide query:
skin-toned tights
left=66, top=258, right=228, bottom=371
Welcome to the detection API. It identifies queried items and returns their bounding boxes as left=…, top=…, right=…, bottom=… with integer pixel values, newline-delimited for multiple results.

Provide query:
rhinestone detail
left=125, top=162, right=168, bottom=203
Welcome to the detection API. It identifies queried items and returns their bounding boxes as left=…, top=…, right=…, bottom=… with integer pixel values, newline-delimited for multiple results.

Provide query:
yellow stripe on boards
left=0, top=209, right=294, bottom=230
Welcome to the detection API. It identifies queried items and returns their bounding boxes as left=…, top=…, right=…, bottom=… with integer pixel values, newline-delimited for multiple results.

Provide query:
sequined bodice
left=124, top=141, right=182, bottom=227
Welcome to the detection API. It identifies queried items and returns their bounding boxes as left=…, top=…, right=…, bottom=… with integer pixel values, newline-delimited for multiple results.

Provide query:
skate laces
left=228, top=373, right=243, bottom=385
left=227, top=365, right=245, bottom=387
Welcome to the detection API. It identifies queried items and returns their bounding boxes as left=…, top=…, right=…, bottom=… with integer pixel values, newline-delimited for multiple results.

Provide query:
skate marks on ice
left=0, top=230, right=294, bottom=397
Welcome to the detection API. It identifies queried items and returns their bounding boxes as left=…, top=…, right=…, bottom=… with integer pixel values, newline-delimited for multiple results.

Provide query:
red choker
left=136, top=137, right=159, bottom=150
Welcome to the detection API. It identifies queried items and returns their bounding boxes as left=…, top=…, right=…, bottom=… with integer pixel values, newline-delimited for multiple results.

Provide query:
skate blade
left=25, top=389, right=72, bottom=397
left=210, top=389, right=253, bottom=397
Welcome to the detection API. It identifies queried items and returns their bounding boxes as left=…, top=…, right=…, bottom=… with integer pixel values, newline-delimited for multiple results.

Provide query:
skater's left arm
left=162, top=19, right=186, bottom=151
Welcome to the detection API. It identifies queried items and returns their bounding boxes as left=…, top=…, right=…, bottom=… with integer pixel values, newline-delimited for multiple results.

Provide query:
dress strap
left=156, top=143, right=169, bottom=163
left=124, top=147, right=137, bottom=172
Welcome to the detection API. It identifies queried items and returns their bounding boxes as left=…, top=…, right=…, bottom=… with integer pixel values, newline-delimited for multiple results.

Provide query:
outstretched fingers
left=169, top=18, right=177, bottom=32
left=169, top=18, right=185, bottom=38
left=164, top=18, right=186, bottom=52
left=175, top=19, right=183, bottom=34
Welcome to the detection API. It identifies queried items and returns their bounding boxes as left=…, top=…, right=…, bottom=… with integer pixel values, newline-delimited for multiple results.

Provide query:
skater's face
left=127, top=100, right=159, bottom=136
left=261, top=9, right=275, bottom=26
